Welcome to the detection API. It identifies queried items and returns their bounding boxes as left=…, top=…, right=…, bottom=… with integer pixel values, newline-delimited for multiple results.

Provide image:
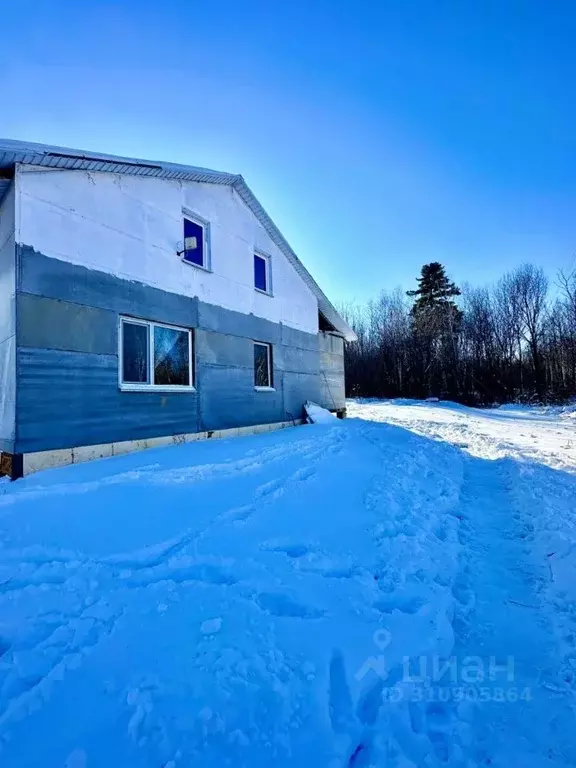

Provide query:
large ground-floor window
left=119, top=317, right=194, bottom=391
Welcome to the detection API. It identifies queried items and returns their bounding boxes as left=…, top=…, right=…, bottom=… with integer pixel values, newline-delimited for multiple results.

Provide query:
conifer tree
left=407, top=262, right=461, bottom=319
left=406, top=262, right=463, bottom=397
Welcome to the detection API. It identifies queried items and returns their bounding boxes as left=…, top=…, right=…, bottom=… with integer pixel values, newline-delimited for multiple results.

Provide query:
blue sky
left=1, top=1, right=576, bottom=304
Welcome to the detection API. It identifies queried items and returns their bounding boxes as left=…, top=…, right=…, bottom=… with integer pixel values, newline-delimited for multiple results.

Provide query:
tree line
left=340, top=261, right=576, bottom=405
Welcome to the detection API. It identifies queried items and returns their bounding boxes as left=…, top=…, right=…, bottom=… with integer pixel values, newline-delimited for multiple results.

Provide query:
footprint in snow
left=130, top=562, right=237, bottom=588
left=291, top=466, right=316, bottom=481
left=425, top=701, right=452, bottom=727
left=255, top=592, right=324, bottom=619
left=227, top=504, right=255, bottom=523
left=316, top=564, right=356, bottom=579
left=261, top=541, right=311, bottom=558
left=373, top=521, right=400, bottom=540
left=329, top=649, right=385, bottom=767
left=374, top=595, right=427, bottom=615
left=452, top=581, right=475, bottom=610
left=254, top=478, right=285, bottom=500
left=434, top=525, right=449, bottom=542
left=264, top=542, right=358, bottom=579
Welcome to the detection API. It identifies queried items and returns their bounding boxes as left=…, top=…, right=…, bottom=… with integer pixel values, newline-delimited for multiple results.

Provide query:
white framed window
left=254, top=341, right=273, bottom=389
left=182, top=213, right=210, bottom=270
left=119, top=317, right=194, bottom=392
left=254, top=252, right=272, bottom=294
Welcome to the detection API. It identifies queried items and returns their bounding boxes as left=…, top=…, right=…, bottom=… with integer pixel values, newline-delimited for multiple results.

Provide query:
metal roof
left=0, top=139, right=356, bottom=340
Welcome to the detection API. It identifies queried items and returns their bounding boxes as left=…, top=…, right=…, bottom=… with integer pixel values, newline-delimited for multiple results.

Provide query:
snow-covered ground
left=1, top=400, right=575, bottom=767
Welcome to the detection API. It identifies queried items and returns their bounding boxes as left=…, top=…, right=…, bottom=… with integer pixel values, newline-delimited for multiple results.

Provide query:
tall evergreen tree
left=406, top=262, right=461, bottom=315
left=406, top=262, right=463, bottom=397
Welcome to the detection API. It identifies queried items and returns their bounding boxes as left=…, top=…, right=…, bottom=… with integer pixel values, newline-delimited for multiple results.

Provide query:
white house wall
left=16, top=165, right=319, bottom=335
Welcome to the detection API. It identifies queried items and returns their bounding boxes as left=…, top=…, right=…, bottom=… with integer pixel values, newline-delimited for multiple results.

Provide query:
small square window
left=254, top=253, right=270, bottom=293
left=183, top=217, right=206, bottom=268
left=254, top=341, right=273, bottom=388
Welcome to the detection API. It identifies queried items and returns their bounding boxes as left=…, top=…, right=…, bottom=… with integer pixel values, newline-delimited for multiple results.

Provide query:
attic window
left=182, top=216, right=209, bottom=269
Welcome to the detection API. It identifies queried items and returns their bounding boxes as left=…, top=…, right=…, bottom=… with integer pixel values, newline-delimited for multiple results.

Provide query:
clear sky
left=1, top=1, right=576, bottom=304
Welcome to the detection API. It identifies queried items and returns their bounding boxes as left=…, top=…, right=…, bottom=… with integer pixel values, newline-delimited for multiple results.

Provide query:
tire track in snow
left=104, top=429, right=345, bottom=568
left=0, top=430, right=334, bottom=515
left=223, top=432, right=345, bottom=525
left=0, top=429, right=343, bottom=584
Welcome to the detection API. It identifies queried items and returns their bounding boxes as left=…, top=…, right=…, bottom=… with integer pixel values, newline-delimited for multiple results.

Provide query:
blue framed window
left=183, top=217, right=207, bottom=268
left=254, top=253, right=270, bottom=293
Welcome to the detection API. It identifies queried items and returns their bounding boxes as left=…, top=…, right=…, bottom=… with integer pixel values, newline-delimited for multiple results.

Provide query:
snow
left=1, top=400, right=576, bottom=766
left=304, top=400, right=337, bottom=424
left=200, top=617, right=222, bottom=635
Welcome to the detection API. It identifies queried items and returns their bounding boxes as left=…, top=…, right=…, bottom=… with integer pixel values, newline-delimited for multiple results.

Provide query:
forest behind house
left=340, top=262, right=576, bottom=405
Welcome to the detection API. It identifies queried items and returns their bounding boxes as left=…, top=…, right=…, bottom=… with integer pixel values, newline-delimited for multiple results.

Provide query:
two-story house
left=0, top=140, right=355, bottom=478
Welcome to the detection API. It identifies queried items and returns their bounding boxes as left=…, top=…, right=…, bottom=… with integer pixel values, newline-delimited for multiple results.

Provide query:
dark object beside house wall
left=0, top=452, right=22, bottom=481
left=12, top=248, right=345, bottom=454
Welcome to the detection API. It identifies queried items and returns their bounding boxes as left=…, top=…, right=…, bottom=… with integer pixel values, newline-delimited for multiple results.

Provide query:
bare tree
left=341, top=261, right=576, bottom=405
left=512, top=265, right=548, bottom=400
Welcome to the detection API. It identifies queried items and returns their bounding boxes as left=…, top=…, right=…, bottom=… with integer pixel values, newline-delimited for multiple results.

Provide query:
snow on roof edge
left=0, top=138, right=356, bottom=341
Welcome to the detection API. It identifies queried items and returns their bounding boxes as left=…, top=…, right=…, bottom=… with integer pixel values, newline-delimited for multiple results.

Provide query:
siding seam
left=18, top=292, right=319, bottom=351
left=19, top=347, right=117, bottom=360
left=18, top=341, right=118, bottom=356
left=198, top=362, right=319, bottom=374
left=17, top=289, right=194, bottom=321
left=19, top=245, right=316, bottom=337
left=18, top=249, right=320, bottom=344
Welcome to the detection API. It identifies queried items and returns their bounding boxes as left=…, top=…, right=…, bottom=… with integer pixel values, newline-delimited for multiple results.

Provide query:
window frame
left=254, top=341, right=274, bottom=390
left=119, top=316, right=195, bottom=392
left=254, top=251, right=272, bottom=296
left=181, top=210, right=211, bottom=272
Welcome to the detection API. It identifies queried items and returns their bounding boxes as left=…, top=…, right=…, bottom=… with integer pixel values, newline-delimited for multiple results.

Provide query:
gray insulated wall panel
left=14, top=249, right=346, bottom=452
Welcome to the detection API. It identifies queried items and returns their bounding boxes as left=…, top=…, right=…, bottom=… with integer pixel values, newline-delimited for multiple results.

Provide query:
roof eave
left=232, top=177, right=356, bottom=341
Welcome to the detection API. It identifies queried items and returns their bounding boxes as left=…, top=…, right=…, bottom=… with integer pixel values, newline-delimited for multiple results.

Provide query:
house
left=0, top=140, right=355, bottom=478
